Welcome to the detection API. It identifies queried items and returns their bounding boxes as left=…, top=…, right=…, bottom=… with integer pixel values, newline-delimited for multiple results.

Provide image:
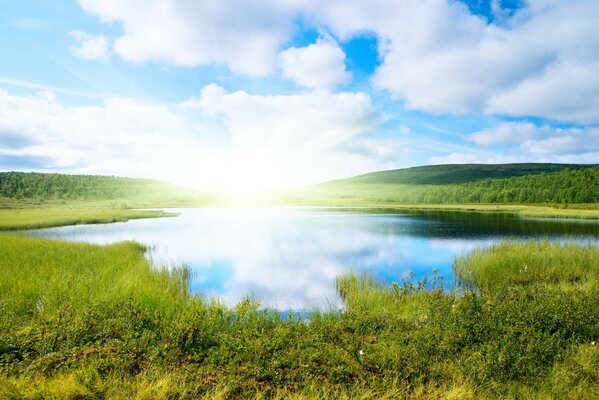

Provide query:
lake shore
left=1, top=237, right=597, bottom=399
left=0, top=208, right=176, bottom=231
left=1, top=203, right=598, bottom=232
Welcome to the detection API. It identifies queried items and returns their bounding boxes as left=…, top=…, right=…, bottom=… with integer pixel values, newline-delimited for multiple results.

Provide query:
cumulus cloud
left=76, top=0, right=599, bottom=123
left=429, top=152, right=521, bottom=165
left=77, top=0, right=297, bottom=75
left=306, top=0, right=599, bottom=123
left=430, top=121, right=599, bottom=165
left=279, top=38, right=350, bottom=89
left=0, top=86, right=394, bottom=189
left=70, top=30, right=110, bottom=62
left=185, top=84, right=387, bottom=187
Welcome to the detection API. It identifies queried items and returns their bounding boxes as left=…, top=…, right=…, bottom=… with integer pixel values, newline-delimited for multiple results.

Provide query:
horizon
left=2, top=161, right=597, bottom=194
left=1, top=1, right=599, bottom=192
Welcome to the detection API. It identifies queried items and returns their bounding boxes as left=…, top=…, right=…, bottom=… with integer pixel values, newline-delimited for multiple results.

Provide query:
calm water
left=25, top=207, right=599, bottom=309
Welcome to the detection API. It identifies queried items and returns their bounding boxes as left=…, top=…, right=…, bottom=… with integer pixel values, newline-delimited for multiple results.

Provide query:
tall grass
left=0, top=208, right=175, bottom=230
left=454, top=241, right=599, bottom=289
left=0, top=234, right=188, bottom=317
left=0, top=236, right=598, bottom=399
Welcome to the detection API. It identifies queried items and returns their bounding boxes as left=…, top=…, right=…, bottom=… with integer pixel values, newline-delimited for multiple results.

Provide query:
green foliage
left=301, top=165, right=599, bottom=206
left=1, top=237, right=598, bottom=398
left=0, top=171, right=207, bottom=208
left=454, top=241, right=599, bottom=289
left=333, top=163, right=589, bottom=185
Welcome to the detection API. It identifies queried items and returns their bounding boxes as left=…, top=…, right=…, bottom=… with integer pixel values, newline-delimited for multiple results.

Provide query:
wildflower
left=592, top=341, right=596, bottom=346
left=359, top=349, right=364, bottom=356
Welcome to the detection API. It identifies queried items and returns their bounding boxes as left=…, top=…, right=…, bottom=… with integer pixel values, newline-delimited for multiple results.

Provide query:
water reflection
left=24, top=208, right=599, bottom=309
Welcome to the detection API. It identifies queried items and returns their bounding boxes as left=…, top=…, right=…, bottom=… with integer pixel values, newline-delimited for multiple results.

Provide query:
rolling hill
left=321, top=163, right=595, bottom=186
left=297, top=163, right=599, bottom=205
left=0, top=172, right=207, bottom=208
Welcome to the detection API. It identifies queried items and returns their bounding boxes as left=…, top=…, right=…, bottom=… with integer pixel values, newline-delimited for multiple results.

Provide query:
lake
left=25, top=207, right=599, bottom=309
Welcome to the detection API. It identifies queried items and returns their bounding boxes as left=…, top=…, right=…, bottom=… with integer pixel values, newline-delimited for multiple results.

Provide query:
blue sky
left=0, top=0, right=598, bottom=191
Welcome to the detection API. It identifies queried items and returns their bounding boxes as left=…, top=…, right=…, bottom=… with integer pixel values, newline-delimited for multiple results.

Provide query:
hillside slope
left=0, top=172, right=206, bottom=208
left=325, top=163, right=594, bottom=186
left=298, top=164, right=599, bottom=206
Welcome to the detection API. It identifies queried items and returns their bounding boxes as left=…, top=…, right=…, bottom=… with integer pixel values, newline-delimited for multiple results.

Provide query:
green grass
left=454, top=241, right=599, bottom=289
left=0, top=208, right=176, bottom=230
left=0, top=236, right=598, bottom=398
left=0, top=234, right=189, bottom=316
left=364, top=203, right=599, bottom=219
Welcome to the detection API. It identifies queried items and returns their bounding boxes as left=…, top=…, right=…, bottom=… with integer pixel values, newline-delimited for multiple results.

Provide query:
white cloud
left=70, top=30, right=110, bottom=62
left=305, top=0, right=599, bottom=122
left=77, top=0, right=298, bottom=75
left=429, top=152, right=522, bottom=165
left=77, top=0, right=599, bottom=123
left=186, top=84, right=386, bottom=187
left=469, top=122, right=599, bottom=155
left=0, top=86, right=394, bottom=190
left=279, top=38, right=350, bottom=89
left=468, top=122, right=550, bottom=146
left=430, top=121, right=599, bottom=165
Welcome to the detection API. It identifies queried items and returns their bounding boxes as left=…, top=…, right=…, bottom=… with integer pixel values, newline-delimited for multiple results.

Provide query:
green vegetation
left=0, top=172, right=207, bottom=208
left=454, top=241, right=599, bottom=289
left=294, top=164, right=599, bottom=207
left=333, top=163, right=590, bottom=185
left=0, top=208, right=176, bottom=230
left=1, top=236, right=597, bottom=399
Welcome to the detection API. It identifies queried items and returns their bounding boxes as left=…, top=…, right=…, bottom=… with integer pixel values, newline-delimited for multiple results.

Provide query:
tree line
left=319, top=166, right=599, bottom=205
left=0, top=172, right=168, bottom=201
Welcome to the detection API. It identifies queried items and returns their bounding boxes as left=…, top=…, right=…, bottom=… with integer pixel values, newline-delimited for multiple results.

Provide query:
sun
left=183, top=153, right=297, bottom=195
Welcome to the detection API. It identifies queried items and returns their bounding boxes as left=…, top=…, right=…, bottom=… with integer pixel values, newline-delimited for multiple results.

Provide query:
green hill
left=298, top=164, right=599, bottom=206
left=325, top=163, right=593, bottom=186
left=0, top=172, right=206, bottom=208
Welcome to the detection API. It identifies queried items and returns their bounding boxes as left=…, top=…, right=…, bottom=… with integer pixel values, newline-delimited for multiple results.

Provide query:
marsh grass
left=0, top=234, right=188, bottom=316
left=454, top=241, right=599, bottom=289
left=0, top=236, right=598, bottom=399
left=0, top=208, right=175, bottom=231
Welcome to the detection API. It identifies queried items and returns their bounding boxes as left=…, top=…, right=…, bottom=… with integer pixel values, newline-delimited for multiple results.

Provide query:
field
left=1, top=166, right=598, bottom=398
left=0, top=236, right=597, bottom=399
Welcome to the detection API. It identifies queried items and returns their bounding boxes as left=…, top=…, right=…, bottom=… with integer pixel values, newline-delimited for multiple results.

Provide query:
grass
left=0, top=234, right=189, bottom=316
left=0, top=208, right=176, bottom=230
left=385, top=203, right=599, bottom=219
left=454, top=241, right=599, bottom=289
left=0, top=235, right=598, bottom=398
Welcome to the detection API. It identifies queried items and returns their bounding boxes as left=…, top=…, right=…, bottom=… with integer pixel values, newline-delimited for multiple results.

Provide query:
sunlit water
left=24, top=207, right=599, bottom=309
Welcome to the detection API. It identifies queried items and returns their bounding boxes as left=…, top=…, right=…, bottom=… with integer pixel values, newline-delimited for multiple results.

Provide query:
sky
left=0, top=0, right=598, bottom=191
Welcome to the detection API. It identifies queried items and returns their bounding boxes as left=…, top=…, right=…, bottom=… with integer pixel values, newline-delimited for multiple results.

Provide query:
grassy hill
left=293, top=163, right=599, bottom=206
left=0, top=171, right=207, bottom=208
left=323, top=163, right=594, bottom=186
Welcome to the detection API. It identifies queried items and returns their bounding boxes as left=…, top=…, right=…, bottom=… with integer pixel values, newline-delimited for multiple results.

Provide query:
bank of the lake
left=1, top=234, right=597, bottom=399
left=0, top=208, right=176, bottom=231
left=286, top=202, right=599, bottom=220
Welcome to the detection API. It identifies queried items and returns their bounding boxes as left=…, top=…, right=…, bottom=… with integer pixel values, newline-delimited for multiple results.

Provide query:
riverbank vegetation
left=0, top=208, right=175, bottom=230
left=1, top=236, right=597, bottom=399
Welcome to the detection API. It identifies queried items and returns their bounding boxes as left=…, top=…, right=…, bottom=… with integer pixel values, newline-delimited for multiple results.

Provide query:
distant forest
left=2, top=165, right=598, bottom=206
left=0, top=172, right=180, bottom=201
left=310, top=166, right=599, bottom=205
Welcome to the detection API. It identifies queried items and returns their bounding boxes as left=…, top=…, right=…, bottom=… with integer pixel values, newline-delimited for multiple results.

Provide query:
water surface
left=25, top=207, right=599, bottom=309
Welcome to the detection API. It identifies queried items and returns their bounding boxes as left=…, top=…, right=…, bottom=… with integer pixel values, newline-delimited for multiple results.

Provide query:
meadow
left=1, top=166, right=598, bottom=398
left=0, top=235, right=597, bottom=399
